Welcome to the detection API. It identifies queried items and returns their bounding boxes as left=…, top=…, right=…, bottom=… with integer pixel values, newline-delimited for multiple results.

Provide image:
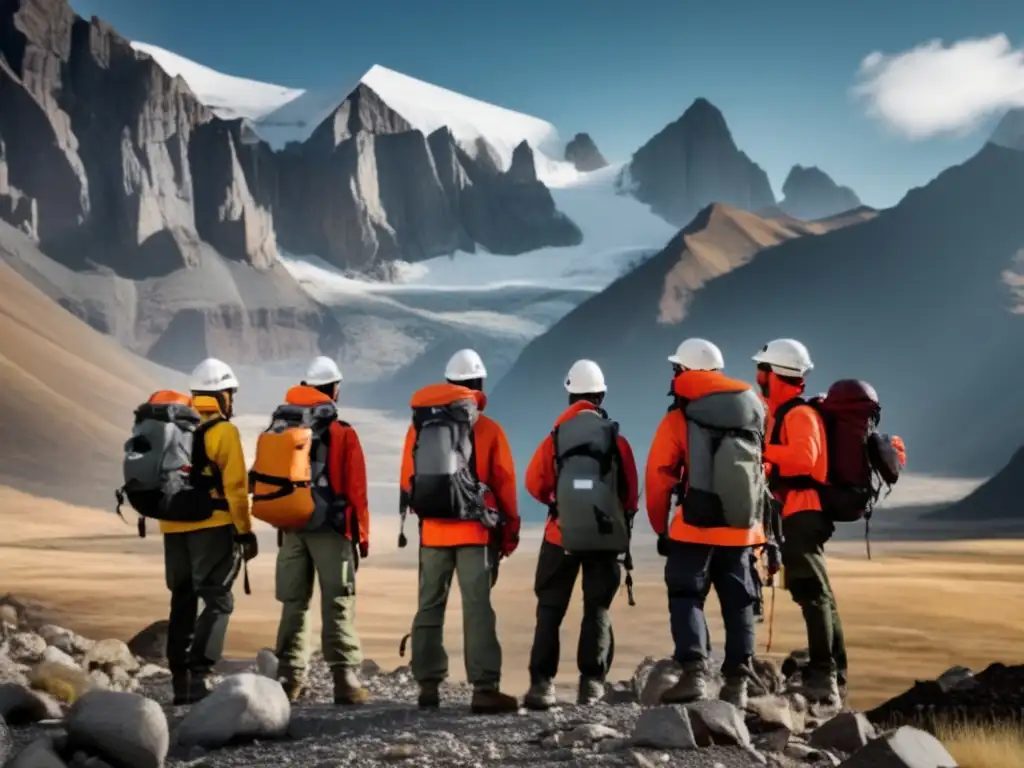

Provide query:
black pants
left=164, top=525, right=241, bottom=677
left=528, top=540, right=621, bottom=682
left=781, top=511, right=847, bottom=680
left=664, top=540, right=756, bottom=674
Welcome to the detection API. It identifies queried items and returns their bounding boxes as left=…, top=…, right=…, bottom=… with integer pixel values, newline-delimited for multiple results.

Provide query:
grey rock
left=551, top=723, right=625, bottom=747
left=126, top=621, right=168, bottom=663
left=87, top=670, right=111, bottom=690
left=779, top=165, right=861, bottom=221
left=633, top=657, right=681, bottom=706
left=0, top=603, right=19, bottom=630
left=837, top=726, right=957, bottom=767
left=67, top=690, right=169, bottom=768
left=256, top=648, right=279, bottom=679
left=631, top=705, right=697, bottom=750
left=0, top=714, right=10, bottom=764
left=106, top=665, right=136, bottom=692
left=934, top=666, right=975, bottom=693
left=0, top=655, right=28, bottom=687
left=565, top=133, right=608, bottom=172
left=748, top=695, right=802, bottom=735
left=175, top=672, right=290, bottom=748
left=0, top=681, right=64, bottom=724
left=38, top=625, right=93, bottom=656
left=82, top=640, right=138, bottom=674
left=381, top=743, right=420, bottom=760
left=622, top=97, right=776, bottom=227
left=8, top=631, right=47, bottom=663
left=5, top=736, right=67, bottom=768
left=42, top=645, right=78, bottom=669
left=809, top=712, right=877, bottom=754
left=359, top=659, right=382, bottom=678
left=136, top=664, right=170, bottom=681
left=686, top=699, right=751, bottom=747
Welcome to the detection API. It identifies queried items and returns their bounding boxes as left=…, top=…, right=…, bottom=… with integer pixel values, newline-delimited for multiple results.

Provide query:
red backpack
left=770, top=379, right=902, bottom=523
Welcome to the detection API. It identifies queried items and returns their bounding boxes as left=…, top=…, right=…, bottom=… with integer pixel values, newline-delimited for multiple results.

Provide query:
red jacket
left=284, top=386, right=369, bottom=546
left=525, top=400, right=639, bottom=547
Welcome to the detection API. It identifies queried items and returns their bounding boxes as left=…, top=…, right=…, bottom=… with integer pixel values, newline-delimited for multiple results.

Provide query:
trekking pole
left=398, top=496, right=409, bottom=549
left=766, top=581, right=776, bottom=653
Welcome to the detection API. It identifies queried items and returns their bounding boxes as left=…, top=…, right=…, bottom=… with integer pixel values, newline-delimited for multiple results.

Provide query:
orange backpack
left=249, top=401, right=338, bottom=530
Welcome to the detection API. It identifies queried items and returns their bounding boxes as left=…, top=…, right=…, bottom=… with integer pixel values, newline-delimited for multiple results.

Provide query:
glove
left=656, top=534, right=670, bottom=557
left=235, top=532, right=259, bottom=561
left=359, top=541, right=369, bottom=559
left=500, top=516, right=521, bottom=558
left=891, top=435, right=907, bottom=467
left=765, top=542, right=782, bottom=576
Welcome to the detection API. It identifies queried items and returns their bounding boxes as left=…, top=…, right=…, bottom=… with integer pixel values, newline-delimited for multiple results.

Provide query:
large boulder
left=67, top=690, right=169, bottom=768
left=839, top=726, right=958, bottom=767
left=175, top=673, right=290, bottom=749
left=8, top=631, right=47, bottom=663
left=0, top=682, right=64, bottom=724
left=28, top=660, right=96, bottom=704
left=0, top=713, right=12, bottom=765
left=38, top=625, right=94, bottom=656
left=82, top=640, right=139, bottom=674
left=6, top=736, right=67, bottom=768
left=630, top=706, right=697, bottom=750
left=126, top=621, right=168, bottom=662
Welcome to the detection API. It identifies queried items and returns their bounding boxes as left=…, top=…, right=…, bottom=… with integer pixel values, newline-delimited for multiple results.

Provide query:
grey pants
left=274, top=530, right=362, bottom=676
left=164, top=525, right=241, bottom=677
left=411, top=545, right=501, bottom=690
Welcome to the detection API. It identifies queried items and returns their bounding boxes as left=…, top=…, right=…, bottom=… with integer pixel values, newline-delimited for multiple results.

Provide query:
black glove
left=236, top=532, right=259, bottom=561
left=657, top=534, right=670, bottom=557
left=359, top=541, right=369, bottom=559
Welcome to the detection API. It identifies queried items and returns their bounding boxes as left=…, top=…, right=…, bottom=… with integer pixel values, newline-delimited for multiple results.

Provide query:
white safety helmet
left=304, top=356, right=343, bottom=386
left=564, top=359, right=607, bottom=394
left=752, top=338, right=814, bottom=377
left=445, top=348, right=487, bottom=382
left=189, top=358, right=239, bottom=392
left=668, top=338, right=724, bottom=371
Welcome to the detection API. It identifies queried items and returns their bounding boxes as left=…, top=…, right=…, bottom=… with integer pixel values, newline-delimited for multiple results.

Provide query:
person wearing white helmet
left=522, top=360, right=639, bottom=710
left=163, top=358, right=255, bottom=705
left=399, top=348, right=521, bottom=714
left=268, top=356, right=372, bottom=705
left=753, top=338, right=843, bottom=706
left=646, top=340, right=768, bottom=709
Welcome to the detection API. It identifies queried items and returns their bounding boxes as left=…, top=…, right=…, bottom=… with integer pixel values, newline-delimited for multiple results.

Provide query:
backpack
left=551, top=409, right=629, bottom=554
left=249, top=401, right=342, bottom=531
left=770, top=379, right=902, bottom=523
left=117, top=393, right=225, bottom=524
left=408, top=396, right=497, bottom=528
left=678, top=387, right=769, bottom=530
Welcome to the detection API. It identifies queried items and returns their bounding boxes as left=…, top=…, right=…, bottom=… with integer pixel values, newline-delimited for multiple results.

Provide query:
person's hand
left=359, top=541, right=369, bottom=559
left=500, top=533, right=519, bottom=558
left=656, top=534, right=670, bottom=557
left=235, top=532, right=259, bottom=561
left=891, top=435, right=907, bottom=467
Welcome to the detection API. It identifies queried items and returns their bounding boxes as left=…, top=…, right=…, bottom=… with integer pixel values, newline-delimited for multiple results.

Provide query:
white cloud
left=852, top=34, right=1024, bottom=139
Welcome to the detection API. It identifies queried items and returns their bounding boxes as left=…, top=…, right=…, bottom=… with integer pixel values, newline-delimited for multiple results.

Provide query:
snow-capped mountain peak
left=131, top=42, right=570, bottom=181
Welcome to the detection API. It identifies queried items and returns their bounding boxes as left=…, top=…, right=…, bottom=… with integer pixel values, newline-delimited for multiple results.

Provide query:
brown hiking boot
left=470, top=688, right=519, bottom=715
left=332, top=666, right=370, bottom=705
left=661, top=661, right=709, bottom=704
left=278, top=667, right=307, bottom=703
left=418, top=681, right=440, bottom=709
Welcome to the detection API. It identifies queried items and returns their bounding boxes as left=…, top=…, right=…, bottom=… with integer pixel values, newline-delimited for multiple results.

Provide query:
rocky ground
left=0, top=593, right=1011, bottom=767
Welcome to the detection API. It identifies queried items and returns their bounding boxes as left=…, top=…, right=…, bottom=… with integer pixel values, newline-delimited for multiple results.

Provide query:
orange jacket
left=285, top=386, right=370, bottom=545
left=645, top=370, right=767, bottom=547
left=525, top=400, right=640, bottom=547
left=763, top=374, right=826, bottom=517
left=400, top=383, right=520, bottom=550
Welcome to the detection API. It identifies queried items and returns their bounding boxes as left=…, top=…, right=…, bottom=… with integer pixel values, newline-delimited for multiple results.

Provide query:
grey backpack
left=552, top=409, right=629, bottom=554
left=409, top=397, right=497, bottom=528
left=680, top=387, right=768, bottom=530
left=116, top=401, right=223, bottom=525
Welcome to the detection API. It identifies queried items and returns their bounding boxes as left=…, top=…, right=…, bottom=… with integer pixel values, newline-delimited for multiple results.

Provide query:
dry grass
left=2, top=485, right=1023, bottom=708
left=937, top=721, right=1024, bottom=768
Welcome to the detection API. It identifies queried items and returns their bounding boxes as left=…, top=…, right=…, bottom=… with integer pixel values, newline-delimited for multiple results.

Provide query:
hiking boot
left=576, top=677, right=604, bottom=705
left=719, top=675, right=749, bottom=710
left=661, top=661, right=709, bottom=704
left=185, top=673, right=212, bottom=704
left=417, top=681, right=440, bottom=709
left=277, top=666, right=307, bottom=703
left=523, top=678, right=557, bottom=711
left=332, top=666, right=370, bottom=706
left=801, top=670, right=842, bottom=707
left=470, top=688, right=519, bottom=715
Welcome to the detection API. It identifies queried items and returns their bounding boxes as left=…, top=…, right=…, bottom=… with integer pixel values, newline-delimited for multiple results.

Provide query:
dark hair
left=448, top=377, right=483, bottom=392
left=569, top=392, right=605, bottom=407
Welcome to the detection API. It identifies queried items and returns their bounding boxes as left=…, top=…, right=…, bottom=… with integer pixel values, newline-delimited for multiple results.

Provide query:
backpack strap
left=190, top=418, right=229, bottom=511
left=767, top=398, right=821, bottom=492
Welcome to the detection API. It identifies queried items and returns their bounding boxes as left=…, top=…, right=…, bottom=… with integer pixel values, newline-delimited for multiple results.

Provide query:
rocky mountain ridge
left=779, top=165, right=862, bottom=221
left=0, top=0, right=583, bottom=279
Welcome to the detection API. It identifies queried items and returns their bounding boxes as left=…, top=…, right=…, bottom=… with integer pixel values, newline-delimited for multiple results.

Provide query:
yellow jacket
left=160, top=400, right=253, bottom=535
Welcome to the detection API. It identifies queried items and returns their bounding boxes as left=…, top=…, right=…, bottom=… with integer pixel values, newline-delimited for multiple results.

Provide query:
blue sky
left=72, top=0, right=1022, bottom=208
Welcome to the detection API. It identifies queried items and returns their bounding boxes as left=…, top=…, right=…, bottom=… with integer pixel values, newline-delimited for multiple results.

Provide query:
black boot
left=171, top=673, right=191, bottom=706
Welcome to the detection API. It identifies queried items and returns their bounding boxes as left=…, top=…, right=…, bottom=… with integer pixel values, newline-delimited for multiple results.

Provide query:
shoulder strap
left=769, top=397, right=807, bottom=445
left=189, top=418, right=223, bottom=492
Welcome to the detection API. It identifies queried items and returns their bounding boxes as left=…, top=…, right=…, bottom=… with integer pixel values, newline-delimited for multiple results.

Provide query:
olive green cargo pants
left=781, top=510, right=848, bottom=681
left=411, top=545, right=501, bottom=690
left=275, top=530, right=362, bottom=678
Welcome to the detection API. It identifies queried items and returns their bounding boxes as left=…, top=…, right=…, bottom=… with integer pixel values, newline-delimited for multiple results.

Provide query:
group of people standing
left=132, top=335, right=903, bottom=714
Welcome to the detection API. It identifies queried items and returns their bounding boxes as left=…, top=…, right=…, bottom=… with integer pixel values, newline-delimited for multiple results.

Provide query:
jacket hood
left=552, top=399, right=603, bottom=428
left=766, top=373, right=807, bottom=414
left=673, top=369, right=752, bottom=400
left=411, top=382, right=486, bottom=410
left=285, top=385, right=334, bottom=407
